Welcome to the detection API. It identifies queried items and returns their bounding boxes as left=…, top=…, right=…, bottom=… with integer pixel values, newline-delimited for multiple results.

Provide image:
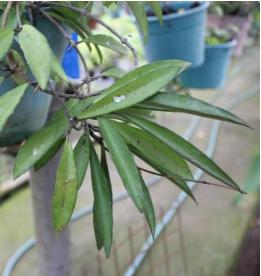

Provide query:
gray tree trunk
left=30, top=93, right=71, bottom=276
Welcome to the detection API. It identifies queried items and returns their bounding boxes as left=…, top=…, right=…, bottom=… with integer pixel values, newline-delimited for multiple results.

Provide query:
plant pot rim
left=206, top=39, right=237, bottom=49
left=147, top=1, right=210, bottom=22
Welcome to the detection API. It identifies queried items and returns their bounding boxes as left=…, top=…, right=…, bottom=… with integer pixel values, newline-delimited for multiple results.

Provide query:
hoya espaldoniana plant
left=0, top=1, right=249, bottom=257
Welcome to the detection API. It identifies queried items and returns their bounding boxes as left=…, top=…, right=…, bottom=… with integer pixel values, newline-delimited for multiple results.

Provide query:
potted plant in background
left=142, top=1, right=209, bottom=67
left=207, top=1, right=257, bottom=57
left=180, top=27, right=236, bottom=89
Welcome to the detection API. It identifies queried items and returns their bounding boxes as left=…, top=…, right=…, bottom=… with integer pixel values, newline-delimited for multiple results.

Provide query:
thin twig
left=15, top=2, right=22, bottom=31
left=138, top=166, right=245, bottom=193
left=47, top=2, right=138, bottom=65
left=39, top=9, right=91, bottom=93
left=1, top=1, right=13, bottom=29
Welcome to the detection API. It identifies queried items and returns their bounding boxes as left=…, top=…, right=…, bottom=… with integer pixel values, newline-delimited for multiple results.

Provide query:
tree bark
left=30, top=93, right=71, bottom=276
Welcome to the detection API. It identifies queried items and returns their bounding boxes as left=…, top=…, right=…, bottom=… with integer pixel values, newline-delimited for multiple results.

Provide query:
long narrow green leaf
left=148, top=2, right=163, bottom=25
left=139, top=92, right=249, bottom=127
left=101, top=143, right=113, bottom=202
left=49, top=8, right=103, bottom=63
left=90, top=144, right=113, bottom=257
left=52, top=140, right=78, bottom=231
left=128, top=2, right=148, bottom=41
left=51, top=53, right=68, bottom=82
left=125, top=114, right=242, bottom=192
left=0, top=83, right=27, bottom=133
left=34, top=138, right=65, bottom=171
left=109, top=120, right=195, bottom=200
left=140, top=175, right=156, bottom=237
left=74, top=133, right=91, bottom=189
left=78, top=60, right=189, bottom=119
left=14, top=108, right=70, bottom=178
left=83, top=34, right=127, bottom=54
left=0, top=28, right=14, bottom=60
left=98, top=117, right=144, bottom=212
left=19, top=24, right=52, bottom=89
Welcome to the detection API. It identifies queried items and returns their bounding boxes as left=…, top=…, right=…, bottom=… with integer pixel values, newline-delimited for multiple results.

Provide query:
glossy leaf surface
left=108, top=120, right=195, bottom=199
left=14, top=108, right=70, bottom=178
left=128, top=2, right=148, bottom=41
left=84, top=34, right=127, bottom=54
left=0, top=83, right=27, bottom=133
left=74, top=133, right=91, bottom=188
left=0, top=28, right=14, bottom=60
left=78, top=60, right=189, bottom=119
left=125, top=114, right=241, bottom=191
left=148, top=2, right=163, bottom=24
left=140, top=92, right=249, bottom=127
left=19, top=25, right=52, bottom=89
left=98, top=117, right=144, bottom=211
left=52, top=140, right=78, bottom=231
left=90, top=144, right=113, bottom=256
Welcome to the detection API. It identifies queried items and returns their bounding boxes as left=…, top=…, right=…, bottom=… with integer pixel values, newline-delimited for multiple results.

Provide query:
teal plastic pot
left=180, top=40, right=236, bottom=89
left=0, top=16, right=66, bottom=146
left=144, top=2, right=209, bottom=67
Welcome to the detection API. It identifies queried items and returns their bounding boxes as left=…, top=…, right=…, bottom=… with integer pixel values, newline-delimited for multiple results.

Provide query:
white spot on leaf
left=113, top=95, right=126, bottom=103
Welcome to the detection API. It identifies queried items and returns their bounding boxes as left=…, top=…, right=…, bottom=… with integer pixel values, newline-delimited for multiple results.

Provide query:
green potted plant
left=180, top=27, right=236, bottom=89
left=0, top=1, right=249, bottom=274
left=207, top=1, right=257, bottom=57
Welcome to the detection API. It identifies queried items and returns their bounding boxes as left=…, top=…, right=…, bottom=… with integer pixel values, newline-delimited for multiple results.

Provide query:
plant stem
left=47, top=2, right=138, bottom=65
left=1, top=1, right=13, bottom=29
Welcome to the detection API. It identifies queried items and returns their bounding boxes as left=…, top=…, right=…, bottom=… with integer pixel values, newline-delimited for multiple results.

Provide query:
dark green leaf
left=78, top=60, right=189, bottom=119
left=52, top=140, right=78, bottom=231
left=98, top=117, right=144, bottom=212
left=140, top=92, right=249, bottom=127
left=0, top=28, right=14, bottom=60
left=34, top=138, right=65, bottom=171
left=3, top=8, right=17, bottom=29
left=90, top=143, right=113, bottom=256
left=140, top=175, right=156, bottom=237
left=74, top=133, right=91, bottom=189
left=0, top=83, right=27, bottom=133
left=125, top=114, right=241, bottom=192
left=118, top=107, right=155, bottom=121
left=19, top=24, right=52, bottom=89
left=108, top=120, right=195, bottom=200
left=83, top=34, right=127, bottom=54
left=148, top=2, right=163, bottom=25
left=49, top=8, right=103, bottom=62
left=101, top=143, right=113, bottom=201
left=51, top=53, right=68, bottom=82
left=14, top=107, right=71, bottom=178
left=128, top=2, right=148, bottom=41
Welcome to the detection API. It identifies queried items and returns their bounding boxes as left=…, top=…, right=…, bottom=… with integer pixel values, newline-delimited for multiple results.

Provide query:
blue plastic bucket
left=144, top=2, right=209, bottom=67
left=0, top=16, right=67, bottom=146
left=62, top=33, right=80, bottom=80
left=180, top=40, right=236, bottom=89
